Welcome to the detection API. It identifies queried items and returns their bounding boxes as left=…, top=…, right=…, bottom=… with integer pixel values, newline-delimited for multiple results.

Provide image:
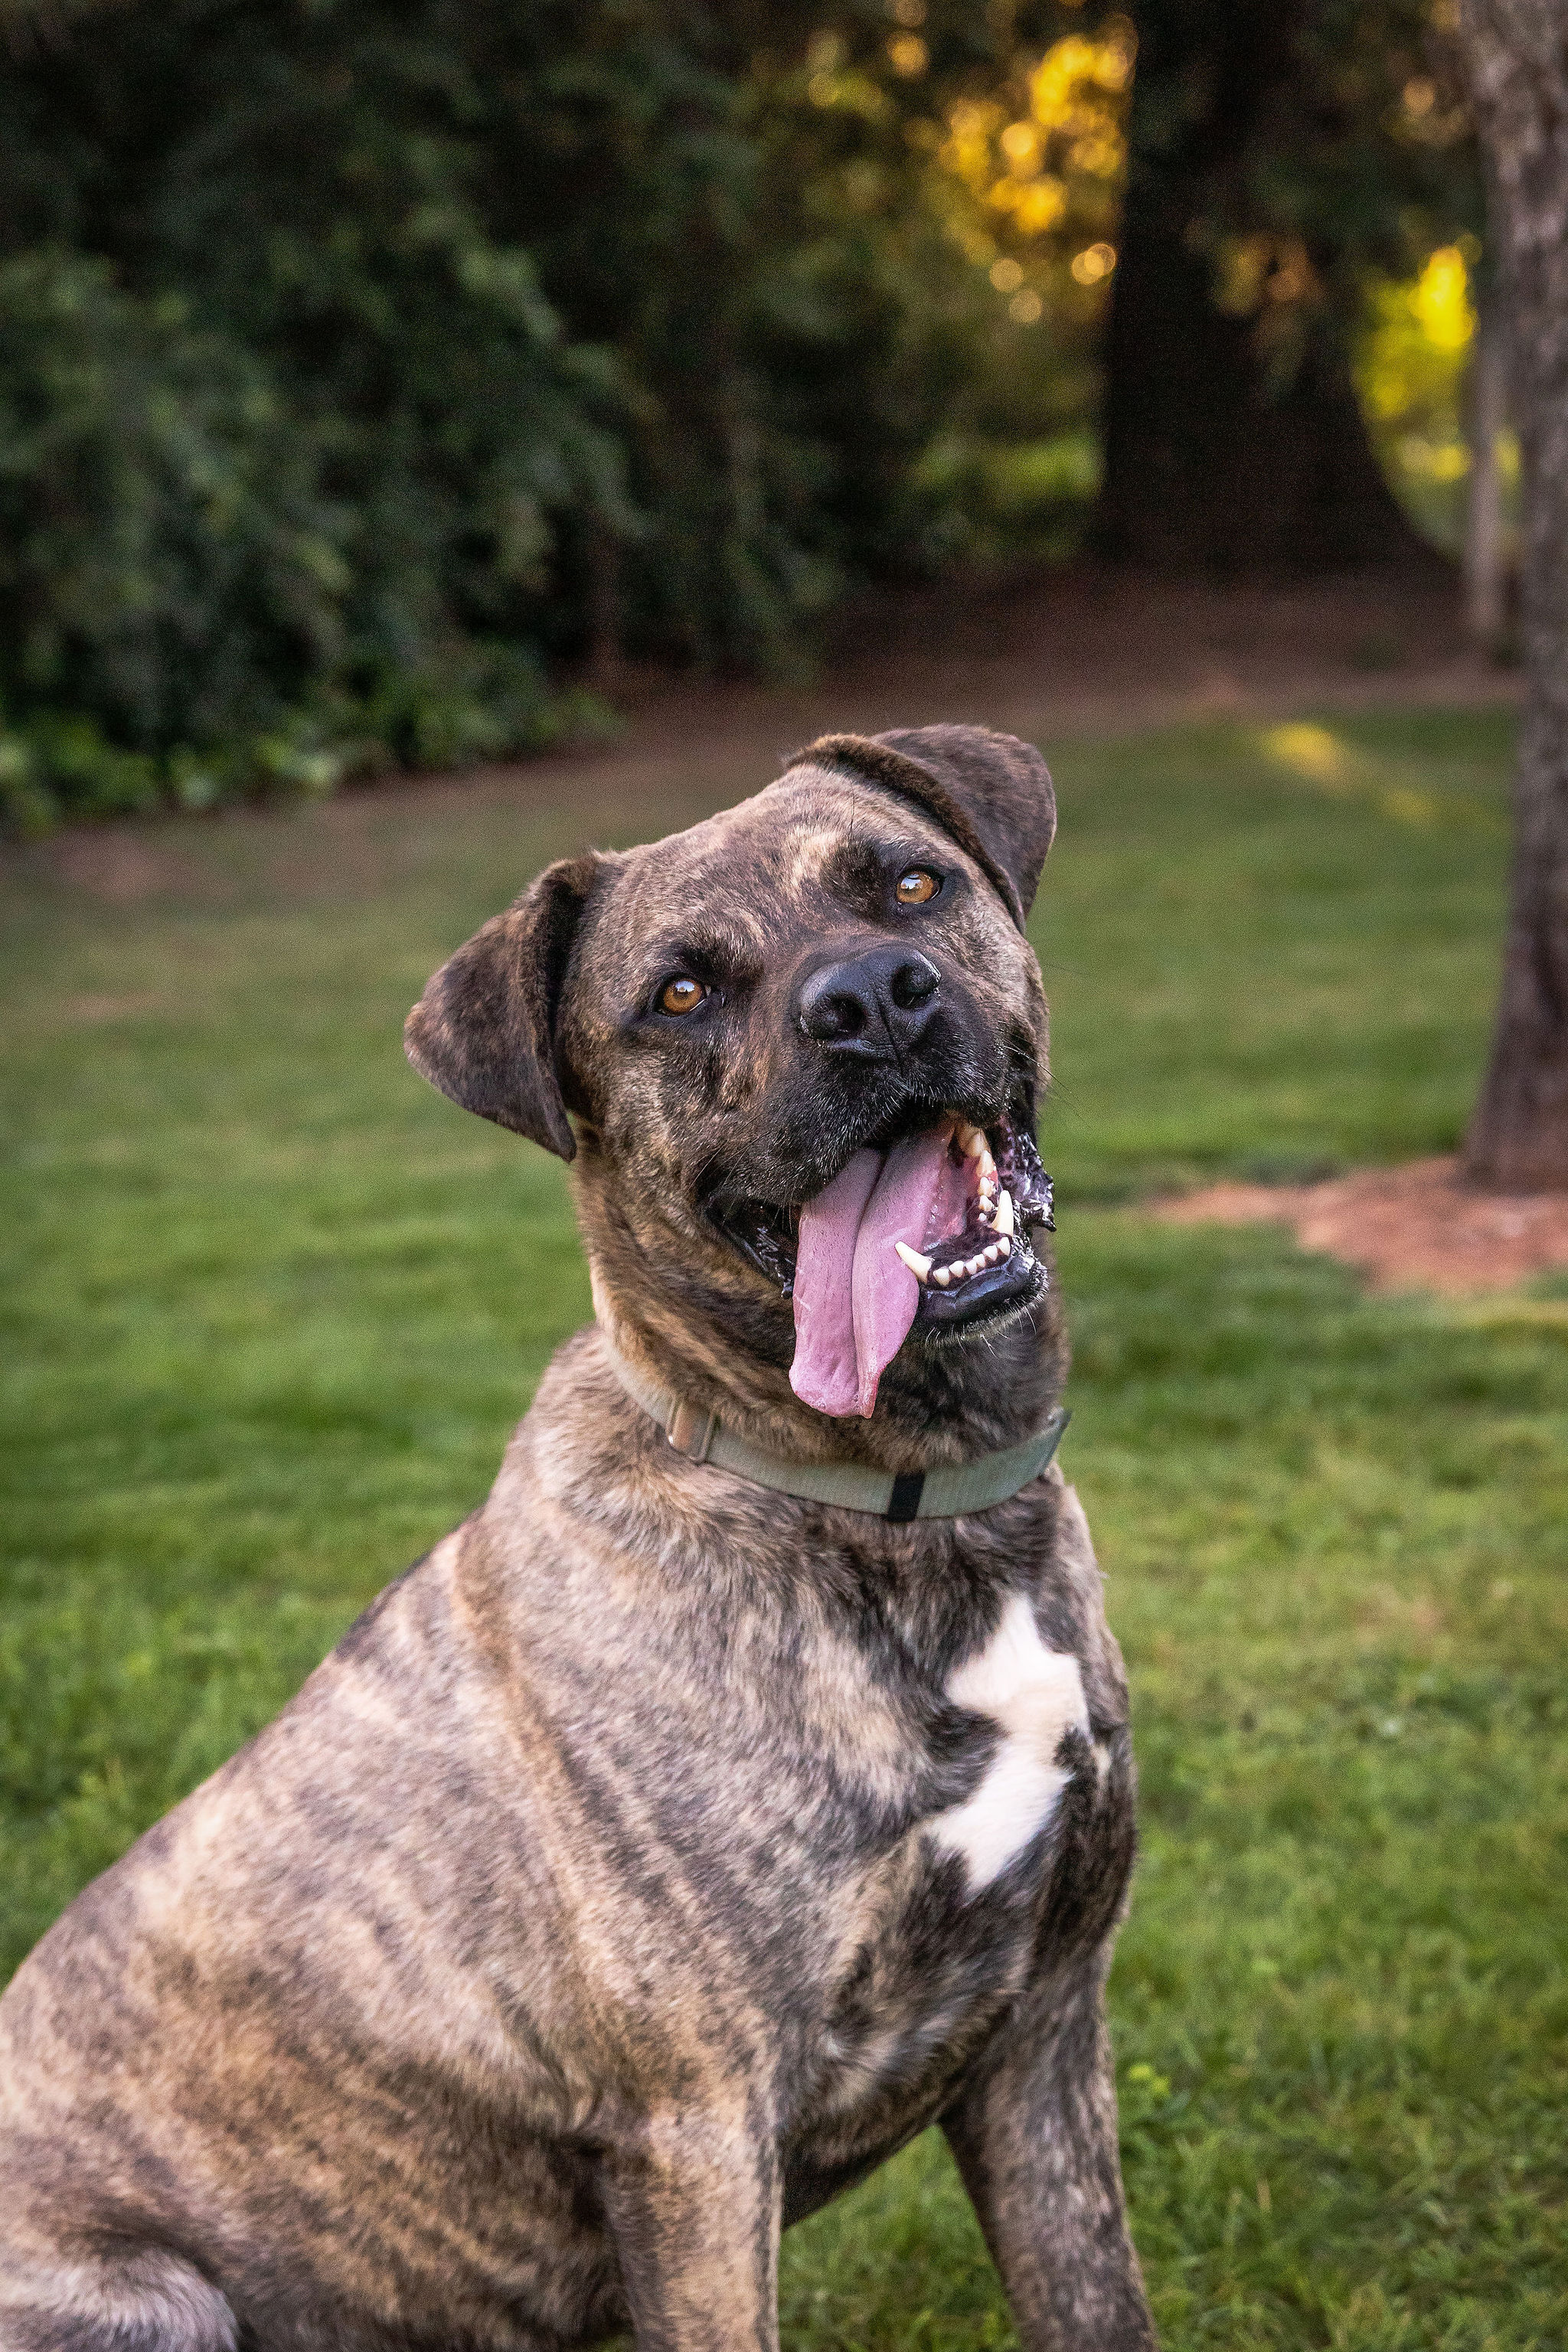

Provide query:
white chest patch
left=929, top=1592, right=1088, bottom=1893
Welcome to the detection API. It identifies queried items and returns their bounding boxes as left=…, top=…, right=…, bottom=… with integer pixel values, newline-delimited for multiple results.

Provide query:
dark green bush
left=0, top=250, right=344, bottom=794
left=0, top=0, right=1076, bottom=830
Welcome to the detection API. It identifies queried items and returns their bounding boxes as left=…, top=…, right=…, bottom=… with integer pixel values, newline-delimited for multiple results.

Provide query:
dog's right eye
left=658, top=976, right=709, bottom=1016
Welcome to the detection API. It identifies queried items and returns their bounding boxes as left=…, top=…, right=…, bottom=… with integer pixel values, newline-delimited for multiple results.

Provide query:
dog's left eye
left=896, top=868, right=940, bottom=906
left=658, top=976, right=709, bottom=1016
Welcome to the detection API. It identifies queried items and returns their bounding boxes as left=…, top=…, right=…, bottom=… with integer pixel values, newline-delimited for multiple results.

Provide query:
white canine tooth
left=993, top=1188, right=1015, bottom=1236
left=997, top=1234, right=1012, bottom=1257
left=894, top=1240, right=933, bottom=1282
left=933, top=1265, right=952, bottom=1288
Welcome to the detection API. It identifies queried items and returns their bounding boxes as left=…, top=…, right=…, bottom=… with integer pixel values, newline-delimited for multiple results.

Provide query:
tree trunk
left=1463, top=289, right=1510, bottom=652
left=1097, top=1, right=1433, bottom=573
left=1458, top=1, right=1568, bottom=1190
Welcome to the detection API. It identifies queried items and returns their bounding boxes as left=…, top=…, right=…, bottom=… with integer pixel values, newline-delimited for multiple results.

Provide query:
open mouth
left=712, top=1110, right=1054, bottom=1419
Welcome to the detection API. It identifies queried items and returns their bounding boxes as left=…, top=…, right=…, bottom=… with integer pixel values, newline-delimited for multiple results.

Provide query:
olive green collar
left=600, top=1334, right=1068, bottom=1522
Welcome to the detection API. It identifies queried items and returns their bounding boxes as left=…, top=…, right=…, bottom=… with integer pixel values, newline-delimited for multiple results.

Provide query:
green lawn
left=2, top=707, right=1564, bottom=2349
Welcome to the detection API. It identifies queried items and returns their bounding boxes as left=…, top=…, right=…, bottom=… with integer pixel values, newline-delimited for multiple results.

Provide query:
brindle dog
left=0, top=726, right=1156, bottom=2352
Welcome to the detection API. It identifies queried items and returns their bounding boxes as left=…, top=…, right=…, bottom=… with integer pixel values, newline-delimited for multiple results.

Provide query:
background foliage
left=0, top=0, right=1481, bottom=830
left=0, top=0, right=1080, bottom=824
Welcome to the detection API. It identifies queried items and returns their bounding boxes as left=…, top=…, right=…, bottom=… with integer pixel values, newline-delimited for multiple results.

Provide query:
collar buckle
left=667, top=1397, right=719, bottom=1462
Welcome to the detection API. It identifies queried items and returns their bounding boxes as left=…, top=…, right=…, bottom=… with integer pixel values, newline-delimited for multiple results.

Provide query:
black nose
left=797, top=946, right=942, bottom=1060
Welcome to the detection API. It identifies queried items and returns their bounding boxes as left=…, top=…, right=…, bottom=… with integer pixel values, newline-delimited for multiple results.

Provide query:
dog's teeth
left=993, top=1188, right=1015, bottom=1236
left=977, top=1150, right=997, bottom=1182
left=894, top=1241, right=933, bottom=1281
left=983, top=1243, right=1001, bottom=1265
left=978, top=1171, right=998, bottom=1197
left=997, top=1234, right=1012, bottom=1257
left=976, top=1202, right=992, bottom=1224
left=932, top=1265, right=952, bottom=1288
left=959, top=1125, right=987, bottom=1159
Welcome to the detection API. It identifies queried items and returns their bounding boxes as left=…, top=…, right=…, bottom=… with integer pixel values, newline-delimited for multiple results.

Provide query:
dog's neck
left=571, top=1146, right=1067, bottom=1473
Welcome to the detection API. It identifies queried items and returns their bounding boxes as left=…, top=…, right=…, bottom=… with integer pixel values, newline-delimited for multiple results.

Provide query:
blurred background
left=0, top=0, right=1511, bottom=825
left=3, top=5, right=1566, bottom=2349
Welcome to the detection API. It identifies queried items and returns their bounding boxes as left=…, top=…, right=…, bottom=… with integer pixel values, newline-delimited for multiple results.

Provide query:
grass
left=3, top=705, right=1565, bottom=2349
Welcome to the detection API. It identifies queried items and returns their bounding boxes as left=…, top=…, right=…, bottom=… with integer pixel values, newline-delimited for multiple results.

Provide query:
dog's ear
left=404, top=852, right=600, bottom=1158
left=787, top=724, right=1055, bottom=926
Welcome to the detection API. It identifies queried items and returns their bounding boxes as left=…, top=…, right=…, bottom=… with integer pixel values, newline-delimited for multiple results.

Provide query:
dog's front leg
left=942, top=1969, right=1157, bottom=2350
left=602, top=2109, right=781, bottom=2351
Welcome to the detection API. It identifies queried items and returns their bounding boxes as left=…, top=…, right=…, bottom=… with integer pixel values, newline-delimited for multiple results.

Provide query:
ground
left=1161, top=1158, right=1568, bottom=1295
left=29, top=559, right=1512, bottom=916
left=2, top=572, right=1563, bottom=2350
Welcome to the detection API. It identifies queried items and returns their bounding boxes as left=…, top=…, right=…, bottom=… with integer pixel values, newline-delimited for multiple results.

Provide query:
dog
left=0, top=724, right=1156, bottom=2350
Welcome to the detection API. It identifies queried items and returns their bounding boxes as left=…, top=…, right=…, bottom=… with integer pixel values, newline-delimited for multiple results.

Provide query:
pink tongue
left=790, top=1128, right=967, bottom=1418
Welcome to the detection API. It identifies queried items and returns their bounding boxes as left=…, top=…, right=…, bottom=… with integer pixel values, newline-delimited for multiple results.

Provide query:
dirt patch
left=59, top=991, right=166, bottom=1025
left=47, top=829, right=214, bottom=906
left=1158, top=1156, right=1568, bottom=1294
left=8, top=560, right=1520, bottom=913
left=562, top=559, right=1517, bottom=785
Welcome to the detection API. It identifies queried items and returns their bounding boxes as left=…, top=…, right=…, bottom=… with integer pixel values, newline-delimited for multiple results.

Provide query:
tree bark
left=1097, top=1, right=1433, bottom=573
left=1458, top=2, right=1568, bottom=1189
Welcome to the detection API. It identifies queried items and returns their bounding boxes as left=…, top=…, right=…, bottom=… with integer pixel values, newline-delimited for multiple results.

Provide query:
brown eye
left=658, top=976, right=708, bottom=1016
left=896, top=868, right=939, bottom=906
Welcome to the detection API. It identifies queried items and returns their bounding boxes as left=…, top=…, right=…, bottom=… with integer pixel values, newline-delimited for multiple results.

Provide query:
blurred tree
left=0, top=0, right=1495, bottom=828
left=1455, top=0, right=1568, bottom=1188
left=0, top=0, right=635, bottom=807
left=0, top=0, right=1083, bottom=821
left=1096, top=0, right=1481, bottom=570
left=1462, top=288, right=1510, bottom=649
left=1354, top=239, right=1511, bottom=562
left=919, top=17, right=1132, bottom=549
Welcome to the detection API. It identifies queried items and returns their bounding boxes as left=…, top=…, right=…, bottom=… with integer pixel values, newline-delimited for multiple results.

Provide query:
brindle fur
left=0, top=727, right=1157, bottom=2351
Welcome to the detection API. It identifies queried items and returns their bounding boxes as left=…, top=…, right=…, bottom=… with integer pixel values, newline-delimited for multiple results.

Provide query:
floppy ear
left=403, top=852, right=600, bottom=1158
left=786, top=724, right=1056, bottom=926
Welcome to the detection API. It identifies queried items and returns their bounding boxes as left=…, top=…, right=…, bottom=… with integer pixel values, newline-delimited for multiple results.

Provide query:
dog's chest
left=925, top=1589, right=1089, bottom=1890
left=799, top=1590, right=1092, bottom=2132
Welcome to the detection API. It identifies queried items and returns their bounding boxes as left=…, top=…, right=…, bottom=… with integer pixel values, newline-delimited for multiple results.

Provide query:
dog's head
left=407, top=725, right=1061, bottom=1446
